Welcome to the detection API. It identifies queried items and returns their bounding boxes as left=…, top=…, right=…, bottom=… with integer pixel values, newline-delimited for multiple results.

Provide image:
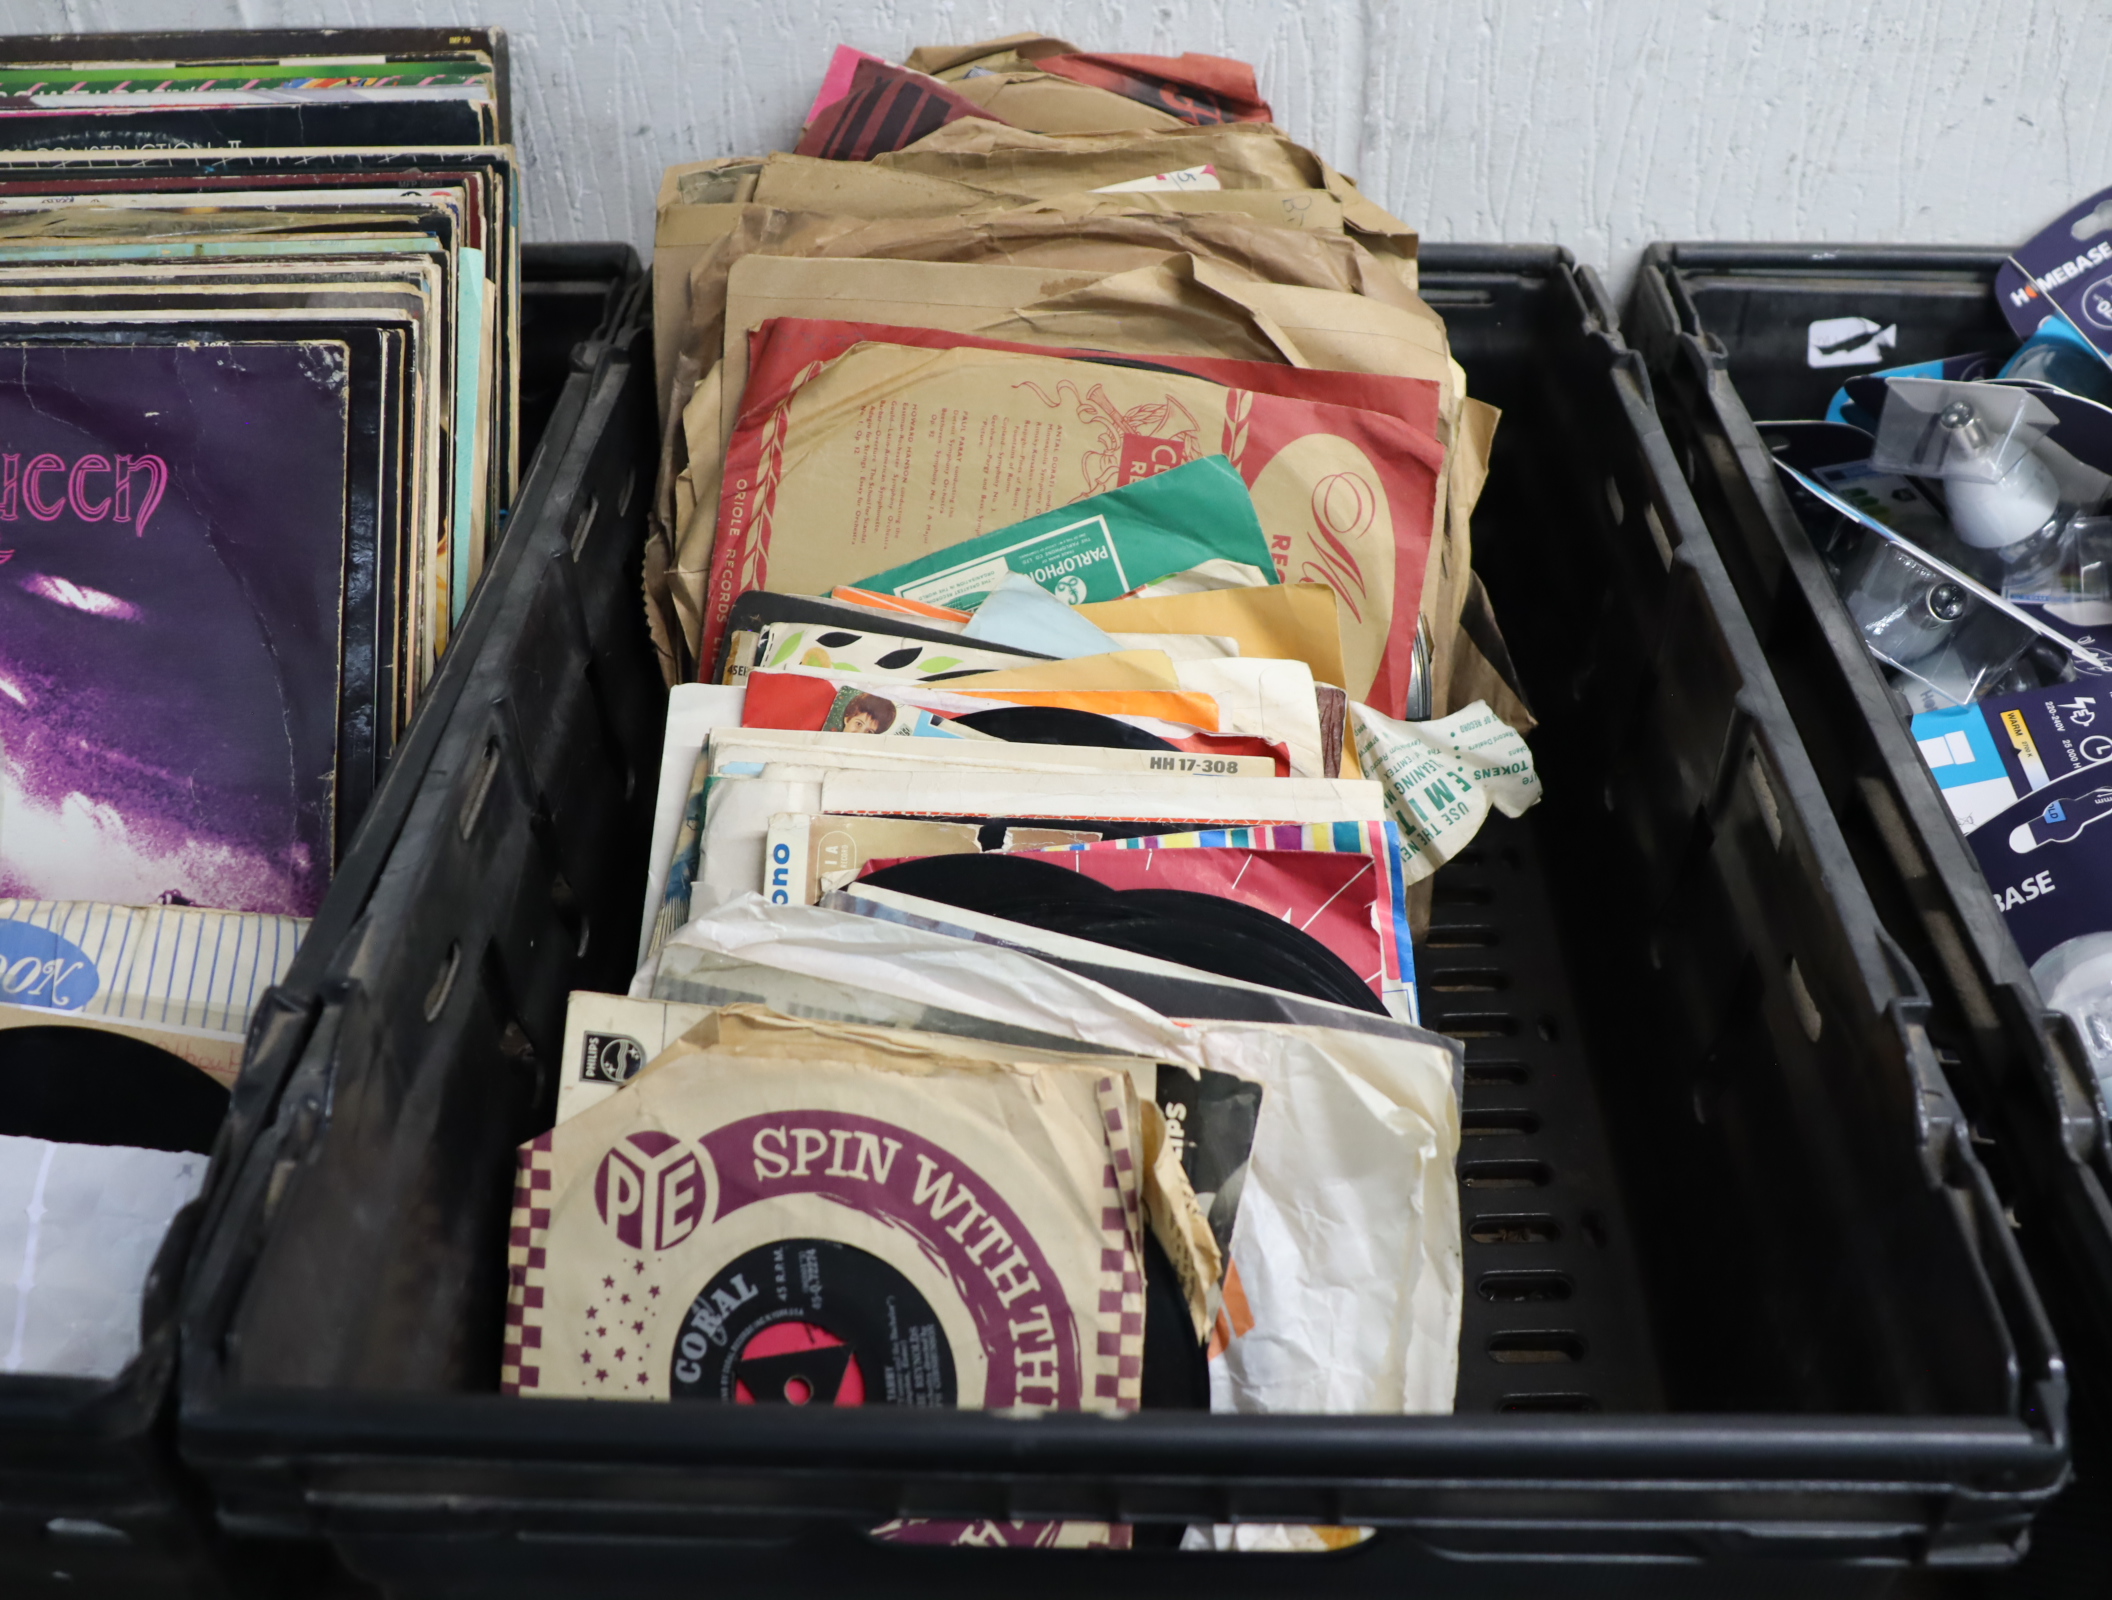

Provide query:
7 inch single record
left=668, top=1237, right=957, bottom=1407
left=953, top=705, right=1177, bottom=751
left=513, top=1029, right=1139, bottom=1412
left=859, top=854, right=1387, bottom=1015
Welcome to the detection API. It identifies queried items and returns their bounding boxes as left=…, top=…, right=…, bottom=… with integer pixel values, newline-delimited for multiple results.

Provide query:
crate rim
left=179, top=1380, right=2064, bottom=1484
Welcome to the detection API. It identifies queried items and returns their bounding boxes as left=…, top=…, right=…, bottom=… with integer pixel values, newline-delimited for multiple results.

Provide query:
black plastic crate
left=172, top=245, right=2063, bottom=1597
left=1626, top=246, right=2112, bottom=1417
left=0, top=244, right=642, bottom=1596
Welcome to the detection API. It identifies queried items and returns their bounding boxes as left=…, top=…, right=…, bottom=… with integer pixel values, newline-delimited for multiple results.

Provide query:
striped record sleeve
left=0, top=898, right=306, bottom=1037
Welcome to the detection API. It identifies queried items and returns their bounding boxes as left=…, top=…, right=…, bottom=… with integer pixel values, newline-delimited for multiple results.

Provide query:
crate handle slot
left=1460, top=1160, right=1552, bottom=1190
left=1468, top=1214, right=1559, bottom=1245
left=1488, top=1332, right=1585, bottom=1364
left=1478, top=1271, right=1574, bottom=1303
left=458, top=736, right=504, bottom=841
left=422, top=942, right=463, bottom=1024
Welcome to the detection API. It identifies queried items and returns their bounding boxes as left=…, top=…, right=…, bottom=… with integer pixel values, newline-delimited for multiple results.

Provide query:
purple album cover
left=0, top=340, right=350, bottom=916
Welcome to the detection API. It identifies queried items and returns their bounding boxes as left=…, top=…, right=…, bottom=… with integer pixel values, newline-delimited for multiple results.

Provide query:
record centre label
left=669, top=1239, right=957, bottom=1406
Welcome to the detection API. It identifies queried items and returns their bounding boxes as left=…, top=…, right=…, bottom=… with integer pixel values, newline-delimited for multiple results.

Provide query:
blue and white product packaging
left=1999, top=316, right=2112, bottom=408
left=1998, top=187, right=2112, bottom=363
left=1970, top=761, right=2112, bottom=1088
left=1913, top=682, right=2112, bottom=831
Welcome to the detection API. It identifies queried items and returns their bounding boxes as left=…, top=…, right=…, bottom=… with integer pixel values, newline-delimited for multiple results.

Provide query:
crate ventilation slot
left=1488, top=1332, right=1584, bottom=1364
left=1434, top=1010, right=1517, bottom=1038
left=1463, top=1061, right=1528, bottom=1086
left=1478, top=1271, right=1573, bottom=1303
left=1469, top=1214, right=1560, bottom=1245
left=1460, top=1160, right=1550, bottom=1190
left=1462, top=1109, right=1540, bottom=1138
left=1424, top=923, right=1498, bottom=949
left=1426, top=968, right=1508, bottom=994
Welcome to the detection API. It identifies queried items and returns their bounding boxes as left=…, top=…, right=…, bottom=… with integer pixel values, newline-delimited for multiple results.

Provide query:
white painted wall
left=10, top=0, right=2111, bottom=292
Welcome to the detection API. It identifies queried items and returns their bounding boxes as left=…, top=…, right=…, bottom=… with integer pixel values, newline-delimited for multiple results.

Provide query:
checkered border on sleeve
left=1089, top=1074, right=1145, bottom=1414
left=500, top=1132, right=555, bottom=1396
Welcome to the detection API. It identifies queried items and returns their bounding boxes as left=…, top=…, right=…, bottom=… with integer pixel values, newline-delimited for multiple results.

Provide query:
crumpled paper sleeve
left=747, top=150, right=1361, bottom=245
left=652, top=158, right=762, bottom=421
left=720, top=255, right=1299, bottom=428
left=904, top=35, right=1081, bottom=78
left=877, top=120, right=1416, bottom=271
left=753, top=152, right=1024, bottom=220
left=652, top=197, right=1436, bottom=563
left=656, top=252, right=1315, bottom=682
left=1351, top=698, right=1542, bottom=891
left=678, top=205, right=1416, bottom=391
left=1003, top=255, right=1302, bottom=367
left=1193, top=1021, right=1462, bottom=1415
left=1001, top=188, right=1351, bottom=235
left=651, top=259, right=1463, bottom=688
left=945, top=71, right=1188, bottom=136
left=707, top=335, right=1434, bottom=705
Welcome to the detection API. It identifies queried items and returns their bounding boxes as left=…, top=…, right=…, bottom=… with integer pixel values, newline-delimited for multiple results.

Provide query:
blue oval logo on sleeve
left=0, top=920, right=101, bottom=1011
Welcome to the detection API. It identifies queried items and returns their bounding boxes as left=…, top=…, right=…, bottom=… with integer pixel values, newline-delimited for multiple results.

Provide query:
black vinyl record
left=859, top=852, right=1108, bottom=912
left=953, top=705, right=1178, bottom=752
left=859, top=854, right=1386, bottom=1016
left=667, top=1237, right=957, bottom=1408
left=0, top=1027, right=227, bottom=1154
left=1139, top=1229, right=1210, bottom=1409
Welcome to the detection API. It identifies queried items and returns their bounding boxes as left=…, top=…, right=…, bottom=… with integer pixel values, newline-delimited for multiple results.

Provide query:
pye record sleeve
left=505, top=1010, right=1144, bottom=1413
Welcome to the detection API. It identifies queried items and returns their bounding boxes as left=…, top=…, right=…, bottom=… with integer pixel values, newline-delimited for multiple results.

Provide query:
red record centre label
left=670, top=1239, right=949, bottom=1406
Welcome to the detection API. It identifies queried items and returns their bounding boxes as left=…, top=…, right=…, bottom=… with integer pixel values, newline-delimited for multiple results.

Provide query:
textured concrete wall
left=11, top=0, right=2110, bottom=291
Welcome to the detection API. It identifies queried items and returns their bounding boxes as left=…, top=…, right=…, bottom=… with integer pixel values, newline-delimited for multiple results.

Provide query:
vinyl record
left=1124, top=886, right=1378, bottom=983
left=0, top=1027, right=228, bottom=1154
left=859, top=852, right=1111, bottom=912
left=1027, top=901, right=1384, bottom=1015
left=661, top=1231, right=1208, bottom=1412
left=952, top=705, right=1178, bottom=752
left=1139, top=1230, right=1210, bottom=1408
left=860, top=855, right=1386, bottom=1015
left=667, top=1237, right=958, bottom=1407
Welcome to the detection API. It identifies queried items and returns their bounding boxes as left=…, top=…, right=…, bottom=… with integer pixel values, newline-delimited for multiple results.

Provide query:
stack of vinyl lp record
left=0, top=28, right=519, bottom=916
